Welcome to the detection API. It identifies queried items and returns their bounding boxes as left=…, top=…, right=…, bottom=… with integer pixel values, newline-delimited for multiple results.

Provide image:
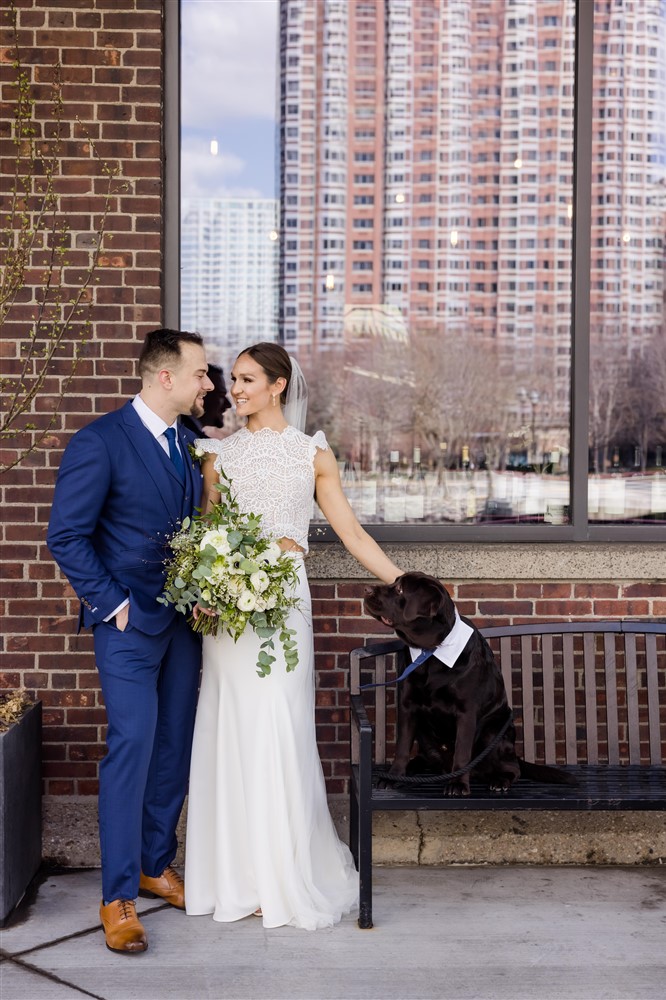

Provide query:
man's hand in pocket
left=115, top=605, right=130, bottom=632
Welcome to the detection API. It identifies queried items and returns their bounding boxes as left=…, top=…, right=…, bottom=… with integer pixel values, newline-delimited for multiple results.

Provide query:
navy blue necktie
left=164, top=426, right=185, bottom=480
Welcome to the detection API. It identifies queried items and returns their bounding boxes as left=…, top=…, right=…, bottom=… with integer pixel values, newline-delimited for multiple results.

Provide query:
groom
left=47, top=328, right=214, bottom=953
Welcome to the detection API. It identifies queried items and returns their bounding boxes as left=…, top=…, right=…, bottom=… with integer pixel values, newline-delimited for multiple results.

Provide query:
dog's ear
left=402, top=577, right=448, bottom=622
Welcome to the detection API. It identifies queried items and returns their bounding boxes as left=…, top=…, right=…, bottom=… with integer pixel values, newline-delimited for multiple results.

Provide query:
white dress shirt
left=132, top=393, right=181, bottom=459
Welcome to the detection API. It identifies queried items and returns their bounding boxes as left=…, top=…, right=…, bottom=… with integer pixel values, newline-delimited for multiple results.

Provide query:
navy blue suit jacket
left=47, top=401, right=204, bottom=635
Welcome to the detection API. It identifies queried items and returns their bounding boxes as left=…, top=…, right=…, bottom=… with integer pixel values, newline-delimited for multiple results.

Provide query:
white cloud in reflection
left=181, top=0, right=278, bottom=197
left=182, top=0, right=278, bottom=125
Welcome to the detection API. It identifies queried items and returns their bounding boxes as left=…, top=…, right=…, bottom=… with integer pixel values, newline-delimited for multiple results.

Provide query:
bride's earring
left=272, top=395, right=277, bottom=407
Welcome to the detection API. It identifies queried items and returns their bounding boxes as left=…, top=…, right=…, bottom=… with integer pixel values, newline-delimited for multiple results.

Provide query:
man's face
left=168, top=342, right=214, bottom=417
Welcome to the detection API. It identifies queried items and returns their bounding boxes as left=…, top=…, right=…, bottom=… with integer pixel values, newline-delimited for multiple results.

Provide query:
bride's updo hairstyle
left=238, top=342, right=291, bottom=403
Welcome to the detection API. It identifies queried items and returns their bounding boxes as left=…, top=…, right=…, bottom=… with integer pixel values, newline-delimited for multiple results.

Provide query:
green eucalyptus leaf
left=240, top=559, right=259, bottom=574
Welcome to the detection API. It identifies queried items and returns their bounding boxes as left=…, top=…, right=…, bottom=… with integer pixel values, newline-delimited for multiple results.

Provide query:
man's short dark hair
left=138, top=328, right=204, bottom=379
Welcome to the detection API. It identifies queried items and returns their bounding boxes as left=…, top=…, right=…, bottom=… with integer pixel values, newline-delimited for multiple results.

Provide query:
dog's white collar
left=408, top=610, right=474, bottom=669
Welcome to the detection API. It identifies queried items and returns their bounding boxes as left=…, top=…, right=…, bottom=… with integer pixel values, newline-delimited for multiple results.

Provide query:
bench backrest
left=350, top=621, right=666, bottom=767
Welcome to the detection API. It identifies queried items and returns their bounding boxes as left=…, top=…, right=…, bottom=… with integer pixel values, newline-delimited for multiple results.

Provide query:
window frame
left=167, top=0, right=665, bottom=545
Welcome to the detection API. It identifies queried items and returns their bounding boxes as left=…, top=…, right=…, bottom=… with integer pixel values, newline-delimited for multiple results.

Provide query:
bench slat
left=584, top=633, right=599, bottom=765
left=646, top=634, right=662, bottom=765
left=604, top=633, right=620, bottom=765
left=625, top=634, right=640, bottom=765
left=543, top=634, right=556, bottom=763
left=375, top=654, right=387, bottom=765
left=562, top=634, right=577, bottom=764
left=521, top=636, right=535, bottom=760
left=500, top=637, right=513, bottom=695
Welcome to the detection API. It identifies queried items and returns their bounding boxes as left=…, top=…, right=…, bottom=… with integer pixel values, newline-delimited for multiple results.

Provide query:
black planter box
left=0, top=701, right=42, bottom=923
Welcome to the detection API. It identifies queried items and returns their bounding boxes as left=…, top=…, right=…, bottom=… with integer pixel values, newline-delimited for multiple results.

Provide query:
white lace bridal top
left=196, top=426, right=328, bottom=553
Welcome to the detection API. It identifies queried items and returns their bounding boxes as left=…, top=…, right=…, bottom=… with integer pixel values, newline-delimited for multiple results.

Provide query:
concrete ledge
left=43, top=795, right=665, bottom=868
left=306, top=541, right=666, bottom=581
left=372, top=810, right=666, bottom=866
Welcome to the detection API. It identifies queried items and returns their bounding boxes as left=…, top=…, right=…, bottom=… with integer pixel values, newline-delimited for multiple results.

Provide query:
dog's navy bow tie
left=359, top=647, right=434, bottom=690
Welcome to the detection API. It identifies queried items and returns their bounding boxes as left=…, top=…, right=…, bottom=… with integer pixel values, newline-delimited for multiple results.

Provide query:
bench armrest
left=350, top=693, right=372, bottom=734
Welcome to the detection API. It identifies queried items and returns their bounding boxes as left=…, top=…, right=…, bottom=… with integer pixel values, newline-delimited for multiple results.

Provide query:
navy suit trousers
left=93, top=613, right=201, bottom=903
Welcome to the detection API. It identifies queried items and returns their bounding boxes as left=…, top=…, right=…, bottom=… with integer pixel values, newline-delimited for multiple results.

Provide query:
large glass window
left=179, top=0, right=666, bottom=537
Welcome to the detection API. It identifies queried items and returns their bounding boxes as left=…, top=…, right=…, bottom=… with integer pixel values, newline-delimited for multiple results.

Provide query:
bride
left=184, top=342, right=403, bottom=930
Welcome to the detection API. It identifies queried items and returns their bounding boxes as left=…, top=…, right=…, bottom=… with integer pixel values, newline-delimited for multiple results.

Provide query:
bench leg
left=349, top=777, right=359, bottom=869
left=357, top=804, right=372, bottom=929
left=357, top=760, right=373, bottom=928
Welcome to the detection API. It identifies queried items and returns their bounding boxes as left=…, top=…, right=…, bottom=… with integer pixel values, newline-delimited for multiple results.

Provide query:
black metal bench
left=349, top=620, right=666, bottom=929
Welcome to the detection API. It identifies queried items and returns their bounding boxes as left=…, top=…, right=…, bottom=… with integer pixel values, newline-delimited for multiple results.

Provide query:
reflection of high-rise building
left=591, top=2, right=666, bottom=353
left=278, top=0, right=575, bottom=371
left=278, top=0, right=665, bottom=427
left=181, top=197, right=279, bottom=360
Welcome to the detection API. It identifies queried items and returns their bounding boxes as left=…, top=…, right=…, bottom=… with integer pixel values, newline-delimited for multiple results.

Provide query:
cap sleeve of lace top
left=194, top=437, right=223, bottom=456
left=309, top=430, right=329, bottom=460
left=193, top=436, right=227, bottom=473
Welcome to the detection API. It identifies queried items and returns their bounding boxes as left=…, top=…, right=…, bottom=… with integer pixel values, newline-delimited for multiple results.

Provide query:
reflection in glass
left=279, top=0, right=575, bottom=525
left=180, top=0, right=280, bottom=355
left=587, top=0, right=666, bottom=524
left=179, top=1, right=666, bottom=528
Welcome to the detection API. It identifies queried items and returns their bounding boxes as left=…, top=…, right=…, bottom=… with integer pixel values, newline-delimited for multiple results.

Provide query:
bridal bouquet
left=158, top=470, right=300, bottom=677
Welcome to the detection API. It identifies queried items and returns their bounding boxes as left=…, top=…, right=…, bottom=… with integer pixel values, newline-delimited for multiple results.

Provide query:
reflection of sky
left=181, top=0, right=278, bottom=199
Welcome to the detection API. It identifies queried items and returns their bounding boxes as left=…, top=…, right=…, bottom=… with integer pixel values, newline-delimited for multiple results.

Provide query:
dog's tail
left=518, top=759, right=578, bottom=786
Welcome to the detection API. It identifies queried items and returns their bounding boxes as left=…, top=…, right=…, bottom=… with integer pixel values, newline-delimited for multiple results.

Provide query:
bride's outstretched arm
left=201, top=453, right=219, bottom=514
left=314, top=448, right=403, bottom=584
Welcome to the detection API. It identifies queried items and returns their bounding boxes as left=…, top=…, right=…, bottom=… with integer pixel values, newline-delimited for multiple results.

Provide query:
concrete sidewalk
left=1, top=865, right=665, bottom=1000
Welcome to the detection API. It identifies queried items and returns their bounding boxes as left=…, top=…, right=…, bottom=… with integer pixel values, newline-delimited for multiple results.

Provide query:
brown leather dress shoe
left=138, top=865, right=185, bottom=909
left=99, top=899, right=148, bottom=953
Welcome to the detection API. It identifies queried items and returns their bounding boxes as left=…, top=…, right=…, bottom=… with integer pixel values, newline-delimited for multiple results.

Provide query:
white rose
left=250, top=570, right=270, bottom=593
left=200, top=529, right=231, bottom=555
left=237, top=590, right=257, bottom=612
left=264, top=593, right=278, bottom=610
left=194, top=444, right=205, bottom=459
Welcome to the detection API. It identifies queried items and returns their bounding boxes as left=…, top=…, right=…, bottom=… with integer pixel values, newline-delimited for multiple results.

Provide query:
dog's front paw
left=444, top=778, right=471, bottom=797
left=489, top=780, right=512, bottom=795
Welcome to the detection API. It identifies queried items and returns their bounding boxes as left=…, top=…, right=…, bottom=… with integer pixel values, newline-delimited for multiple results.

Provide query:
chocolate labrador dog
left=364, top=571, right=575, bottom=796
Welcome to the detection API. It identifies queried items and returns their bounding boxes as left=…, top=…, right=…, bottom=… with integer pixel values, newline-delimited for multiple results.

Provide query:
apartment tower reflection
left=278, top=0, right=665, bottom=440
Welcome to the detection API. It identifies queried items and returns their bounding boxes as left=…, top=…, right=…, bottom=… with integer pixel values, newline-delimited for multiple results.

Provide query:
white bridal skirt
left=184, top=555, right=359, bottom=929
